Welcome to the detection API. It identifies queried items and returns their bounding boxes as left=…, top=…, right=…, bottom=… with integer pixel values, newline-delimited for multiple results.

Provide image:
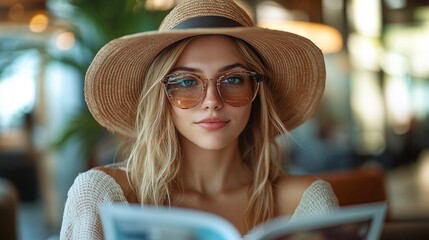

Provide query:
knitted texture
left=60, top=170, right=127, bottom=239
left=60, top=171, right=338, bottom=239
left=289, top=179, right=339, bottom=221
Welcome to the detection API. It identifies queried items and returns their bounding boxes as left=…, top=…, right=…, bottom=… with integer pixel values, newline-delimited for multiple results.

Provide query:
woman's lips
left=195, top=118, right=229, bottom=130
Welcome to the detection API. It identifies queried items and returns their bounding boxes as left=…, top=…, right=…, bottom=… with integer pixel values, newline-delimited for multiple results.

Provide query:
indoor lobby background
left=0, top=0, right=428, bottom=239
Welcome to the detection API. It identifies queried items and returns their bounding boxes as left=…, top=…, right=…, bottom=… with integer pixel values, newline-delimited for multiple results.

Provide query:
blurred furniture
left=0, top=177, right=18, bottom=240
left=0, top=151, right=39, bottom=202
left=319, top=164, right=429, bottom=240
left=320, top=163, right=387, bottom=207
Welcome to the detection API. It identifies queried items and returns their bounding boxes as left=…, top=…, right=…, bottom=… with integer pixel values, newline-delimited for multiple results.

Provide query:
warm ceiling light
left=258, top=20, right=343, bottom=54
left=145, top=0, right=175, bottom=10
left=56, top=32, right=75, bottom=50
left=256, top=1, right=343, bottom=54
left=29, top=13, right=49, bottom=33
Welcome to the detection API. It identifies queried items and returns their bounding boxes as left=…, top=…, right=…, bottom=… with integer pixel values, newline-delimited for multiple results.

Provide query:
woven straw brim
left=85, top=27, right=325, bottom=137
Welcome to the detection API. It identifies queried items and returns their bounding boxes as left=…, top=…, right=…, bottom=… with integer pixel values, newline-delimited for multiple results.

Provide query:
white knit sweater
left=60, top=170, right=338, bottom=239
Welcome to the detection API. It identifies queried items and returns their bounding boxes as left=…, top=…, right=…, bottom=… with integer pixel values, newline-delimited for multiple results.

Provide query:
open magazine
left=100, top=202, right=387, bottom=240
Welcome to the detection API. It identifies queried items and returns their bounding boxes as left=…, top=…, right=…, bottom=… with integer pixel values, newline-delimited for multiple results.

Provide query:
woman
left=60, top=0, right=338, bottom=239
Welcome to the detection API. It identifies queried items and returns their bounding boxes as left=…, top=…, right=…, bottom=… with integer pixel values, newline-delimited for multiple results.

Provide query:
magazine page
left=100, top=204, right=242, bottom=240
left=246, top=202, right=387, bottom=240
left=100, top=202, right=387, bottom=240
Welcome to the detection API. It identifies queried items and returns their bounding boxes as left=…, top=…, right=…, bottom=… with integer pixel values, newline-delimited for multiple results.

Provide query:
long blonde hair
left=125, top=36, right=287, bottom=228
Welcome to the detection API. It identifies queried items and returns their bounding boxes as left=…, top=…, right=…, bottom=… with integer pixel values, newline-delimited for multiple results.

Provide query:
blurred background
left=0, top=0, right=428, bottom=239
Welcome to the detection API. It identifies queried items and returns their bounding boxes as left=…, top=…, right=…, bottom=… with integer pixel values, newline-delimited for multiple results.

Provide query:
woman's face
left=170, top=35, right=253, bottom=151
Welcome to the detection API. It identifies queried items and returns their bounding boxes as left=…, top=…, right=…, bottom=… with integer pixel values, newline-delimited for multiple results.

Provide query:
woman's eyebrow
left=170, top=63, right=247, bottom=73
left=170, top=66, right=201, bottom=73
left=219, top=63, right=247, bottom=72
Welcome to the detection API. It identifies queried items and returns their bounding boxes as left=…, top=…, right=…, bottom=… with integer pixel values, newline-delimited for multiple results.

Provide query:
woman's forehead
left=173, top=35, right=245, bottom=73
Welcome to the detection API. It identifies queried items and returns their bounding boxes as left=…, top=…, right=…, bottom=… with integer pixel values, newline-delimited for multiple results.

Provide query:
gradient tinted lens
left=165, top=74, right=203, bottom=108
left=219, top=72, right=259, bottom=107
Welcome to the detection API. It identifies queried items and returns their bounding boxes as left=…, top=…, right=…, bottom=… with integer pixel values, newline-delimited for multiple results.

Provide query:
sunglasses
left=161, top=70, right=264, bottom=109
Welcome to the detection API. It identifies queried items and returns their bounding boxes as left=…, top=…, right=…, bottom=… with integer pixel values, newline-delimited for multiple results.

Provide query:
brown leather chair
left=319, top=164, right=388, bottom=208
left=318, top=164, right=429, bottom=240
left=0, top=178, right=18, bottom=240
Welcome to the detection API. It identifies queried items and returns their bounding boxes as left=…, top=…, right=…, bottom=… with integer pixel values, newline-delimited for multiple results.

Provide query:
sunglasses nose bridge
left=200, top=78, right=224, bottom=105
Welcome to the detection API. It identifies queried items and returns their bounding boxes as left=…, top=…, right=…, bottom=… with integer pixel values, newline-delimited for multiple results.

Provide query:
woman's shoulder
left=92, top=165, right=139, bottom=203
left=275, top=175, right=338, bottom=216
left=60, top=167, right=128, bottom=239
left=275, top=175, right=319, bottom=214
left=67, top=167, right=127, bottom=202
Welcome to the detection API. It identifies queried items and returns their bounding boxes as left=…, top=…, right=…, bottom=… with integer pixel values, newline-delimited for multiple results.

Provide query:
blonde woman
left=60, top=0, right=338, bottom=239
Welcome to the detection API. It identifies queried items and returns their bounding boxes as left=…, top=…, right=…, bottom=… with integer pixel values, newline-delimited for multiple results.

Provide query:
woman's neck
left=178, top=137, right=252, bottom=197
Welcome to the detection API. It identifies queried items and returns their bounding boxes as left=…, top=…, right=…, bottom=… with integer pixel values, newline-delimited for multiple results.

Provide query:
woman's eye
left=177, top=79, right=196, bottom=87
left=223, top=76, right=242, bottom=84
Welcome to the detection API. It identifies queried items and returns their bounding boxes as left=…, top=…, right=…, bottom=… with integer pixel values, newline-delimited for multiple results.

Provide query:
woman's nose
left=201, top=80, right=223, bottom=110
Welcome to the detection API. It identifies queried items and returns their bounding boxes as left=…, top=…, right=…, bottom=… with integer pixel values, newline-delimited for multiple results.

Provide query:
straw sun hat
left=85, top=0, right=326, bottom=137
